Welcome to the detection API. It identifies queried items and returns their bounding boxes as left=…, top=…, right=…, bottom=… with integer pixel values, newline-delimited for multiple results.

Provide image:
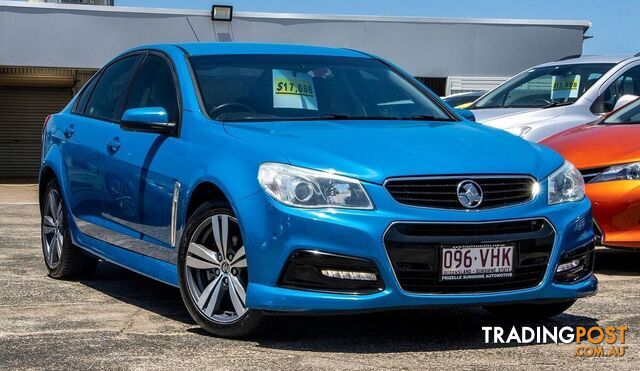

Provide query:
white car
left=470, top=55, right=640, bottom=142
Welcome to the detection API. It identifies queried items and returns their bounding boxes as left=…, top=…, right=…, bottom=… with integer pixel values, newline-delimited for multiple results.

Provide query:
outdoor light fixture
left=211, top=5, right=233, bottom=21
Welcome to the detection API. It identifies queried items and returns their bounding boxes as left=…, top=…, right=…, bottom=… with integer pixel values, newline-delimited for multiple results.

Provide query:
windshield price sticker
left=272, top=69, right=318, bottom=110
left=275, top=79, right=314, bottom=96
left=551, top=74, right=581, bottom=100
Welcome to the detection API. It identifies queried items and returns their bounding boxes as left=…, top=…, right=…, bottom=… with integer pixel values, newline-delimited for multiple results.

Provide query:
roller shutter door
left=0, top=87, right=73, bottom=180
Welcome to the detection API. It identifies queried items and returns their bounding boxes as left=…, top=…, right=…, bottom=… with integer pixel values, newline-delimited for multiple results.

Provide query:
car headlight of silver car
left=590, top=161, right=640, bottom=183
left=258, top=163, right=373, bottom=209
left=547, top=161, right=585, bottom=205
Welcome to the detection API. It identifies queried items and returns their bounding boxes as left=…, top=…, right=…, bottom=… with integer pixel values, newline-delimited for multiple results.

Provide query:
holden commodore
left=39, top=43, right=596, bottom=337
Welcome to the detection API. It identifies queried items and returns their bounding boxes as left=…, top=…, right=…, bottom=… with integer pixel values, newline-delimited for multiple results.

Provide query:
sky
left=115, top=0, right=638, bottom=55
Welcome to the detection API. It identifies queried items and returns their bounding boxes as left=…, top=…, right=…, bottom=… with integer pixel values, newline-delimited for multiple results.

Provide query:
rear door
left=101, top=52, right=181, bottom=258
left=62, top=55, right=140, bottom=229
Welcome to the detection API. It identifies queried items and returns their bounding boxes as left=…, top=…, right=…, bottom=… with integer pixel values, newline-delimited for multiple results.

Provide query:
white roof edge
left=0, top=1, right=592, bottom=29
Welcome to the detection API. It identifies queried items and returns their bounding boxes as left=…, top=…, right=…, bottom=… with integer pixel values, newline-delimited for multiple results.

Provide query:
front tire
left=178, top=202, right=263, bottom=338
left=41, top=179, right=98, bottom=279
left=483, top=299, right=576, bottom=320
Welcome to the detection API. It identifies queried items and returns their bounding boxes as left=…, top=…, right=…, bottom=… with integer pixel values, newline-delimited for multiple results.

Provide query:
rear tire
left=483, top=299, right=576, bottom=320
left=178, top=201, right=263, bottom=338
left=41, top=179, right=98, bottom=279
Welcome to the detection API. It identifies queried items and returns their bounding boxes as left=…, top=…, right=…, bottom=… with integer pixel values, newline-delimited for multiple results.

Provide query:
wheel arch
left=38, top=165, right=60, bottom=209
left=184, top=181, right=233, bottom=223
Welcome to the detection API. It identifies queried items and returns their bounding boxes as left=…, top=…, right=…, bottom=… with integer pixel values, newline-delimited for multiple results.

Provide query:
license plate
left=440, top=243, right=514, bottom=281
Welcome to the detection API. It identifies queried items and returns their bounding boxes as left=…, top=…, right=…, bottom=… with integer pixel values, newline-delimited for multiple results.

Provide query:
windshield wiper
left=542, top=101, right=574, bottom=109
left=317, top=114, right=453, bottom=121
left=400, top=115, right=453, bottom=121
left=318, top=114, right=399, bottom=120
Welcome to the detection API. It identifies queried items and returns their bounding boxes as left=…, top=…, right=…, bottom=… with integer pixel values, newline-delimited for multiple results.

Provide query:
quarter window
left=125, top=55, right=179, bottom=123
left=84, top=56, right=138, bottom=121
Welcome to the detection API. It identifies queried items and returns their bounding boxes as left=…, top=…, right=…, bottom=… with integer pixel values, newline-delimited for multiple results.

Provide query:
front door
left=101, top=53, right=181, bottom=259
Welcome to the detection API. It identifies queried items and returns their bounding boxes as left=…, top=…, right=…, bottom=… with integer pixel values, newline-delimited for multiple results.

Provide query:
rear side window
left=125, top=55, right=179, bottom=123
left=85, top=56, right=138, bottom=121
left=73, top=74, right=99, bottom=113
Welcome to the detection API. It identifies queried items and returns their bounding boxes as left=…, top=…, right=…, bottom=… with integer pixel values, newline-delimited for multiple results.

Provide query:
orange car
left=542, top=97, right=640, bottom=248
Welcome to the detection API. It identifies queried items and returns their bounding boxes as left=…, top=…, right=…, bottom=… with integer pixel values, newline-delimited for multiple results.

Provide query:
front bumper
left=587, top=181, right=640, bottom=248
left=234, top=182, right=597, bottom=312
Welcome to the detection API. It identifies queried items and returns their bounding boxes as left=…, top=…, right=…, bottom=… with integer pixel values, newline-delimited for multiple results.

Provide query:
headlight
left=258, top=163, right=373, bottom=209
left=591, top=162, right=640, bottom=183
left=506, top=126, right=532, bottom=138
left=547, top=161, right=585, bottom=205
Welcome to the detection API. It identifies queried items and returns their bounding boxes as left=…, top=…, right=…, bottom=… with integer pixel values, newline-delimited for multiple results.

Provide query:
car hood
left=541, top=123, right=640, bottom=170
left=224, top=120, right=563, bottom=184
left=471, top=107, right=564, bottom=130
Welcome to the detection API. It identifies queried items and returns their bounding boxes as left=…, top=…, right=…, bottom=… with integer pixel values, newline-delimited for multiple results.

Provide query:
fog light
left=321, top=269, right=377, bottom=281
left=556, top=259, right=581, bottom=273
left=211, top=5, right=233, bottom=21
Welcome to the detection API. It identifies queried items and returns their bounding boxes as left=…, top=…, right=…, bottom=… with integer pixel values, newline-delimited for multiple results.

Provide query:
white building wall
left=0, top=1, right=589, bottom=78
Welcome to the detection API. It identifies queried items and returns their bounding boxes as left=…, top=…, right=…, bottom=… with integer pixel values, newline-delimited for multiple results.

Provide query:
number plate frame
left=439, top=243, right=515, bottom=282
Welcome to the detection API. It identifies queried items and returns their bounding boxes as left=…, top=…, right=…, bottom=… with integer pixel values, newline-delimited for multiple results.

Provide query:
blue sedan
left=39, top=43, right=596, bottom=337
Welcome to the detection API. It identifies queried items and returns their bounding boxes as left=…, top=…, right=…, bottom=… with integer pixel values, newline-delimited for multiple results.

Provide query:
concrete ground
left=0, top=185, right=638, bottom=370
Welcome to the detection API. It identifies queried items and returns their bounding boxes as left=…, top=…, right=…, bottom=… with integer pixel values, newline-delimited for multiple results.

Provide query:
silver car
left=470, top=55, right=640, bottom=142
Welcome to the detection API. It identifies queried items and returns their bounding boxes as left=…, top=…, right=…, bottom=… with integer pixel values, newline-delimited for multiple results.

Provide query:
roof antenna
left=186, top=17, right=200, bottom=42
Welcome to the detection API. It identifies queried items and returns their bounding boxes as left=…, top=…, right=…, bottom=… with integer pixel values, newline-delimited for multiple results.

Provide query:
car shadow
left=251, top=309, right=598, bottom=353
left=78, top=262, right=194, bottom=325
left=594, top=247, right=640, bottom=276
left=80, top=262, right=599, bottom=352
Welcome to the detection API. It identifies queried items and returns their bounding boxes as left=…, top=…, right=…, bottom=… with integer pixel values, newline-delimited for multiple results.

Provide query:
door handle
left=63, top=125, right=75, bottom=138
left=107, top=137, right=121, bottom=153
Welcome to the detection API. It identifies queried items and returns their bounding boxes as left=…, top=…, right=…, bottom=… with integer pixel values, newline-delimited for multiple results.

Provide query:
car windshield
left=472, top=63, right=615, bottom=109
left=603, top=98, right=640, bottom=124
left=189, top=54, right=453, bottom=122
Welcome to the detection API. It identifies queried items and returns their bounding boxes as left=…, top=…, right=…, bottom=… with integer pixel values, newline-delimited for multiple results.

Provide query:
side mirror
left=120, top=107, right=175, bottom=134
left=613, top=94, right=639, bottom=112
left=454, top=108, right=476, bottom=122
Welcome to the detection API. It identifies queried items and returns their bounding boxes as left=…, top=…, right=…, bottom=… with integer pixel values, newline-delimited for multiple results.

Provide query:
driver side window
left=125, top=54, right=179, bottom=123
left=593, top=65, right=640, bottom=114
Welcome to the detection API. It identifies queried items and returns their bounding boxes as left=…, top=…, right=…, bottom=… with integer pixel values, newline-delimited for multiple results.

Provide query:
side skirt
left=69, top=223, right=179, bottom=287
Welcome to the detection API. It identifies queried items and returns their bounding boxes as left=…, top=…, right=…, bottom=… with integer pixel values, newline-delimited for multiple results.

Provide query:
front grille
left=384, top=176, right=535, bottom=209
left=394, top=219, right=544, bottom=237
left=579, top=167, right=607, bottom=183
left=384, top=219, right=555, bottom=294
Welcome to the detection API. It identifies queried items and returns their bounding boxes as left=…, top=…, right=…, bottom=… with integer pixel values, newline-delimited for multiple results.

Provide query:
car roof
left=535, top=54, right=638, bottom=67
left=136, top=42, right=371, bottom=58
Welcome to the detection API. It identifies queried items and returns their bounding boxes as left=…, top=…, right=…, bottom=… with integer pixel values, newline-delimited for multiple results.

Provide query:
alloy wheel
left=185, top=214, right=248, bottom=323
left=42, top=189, right=64, bottom=269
